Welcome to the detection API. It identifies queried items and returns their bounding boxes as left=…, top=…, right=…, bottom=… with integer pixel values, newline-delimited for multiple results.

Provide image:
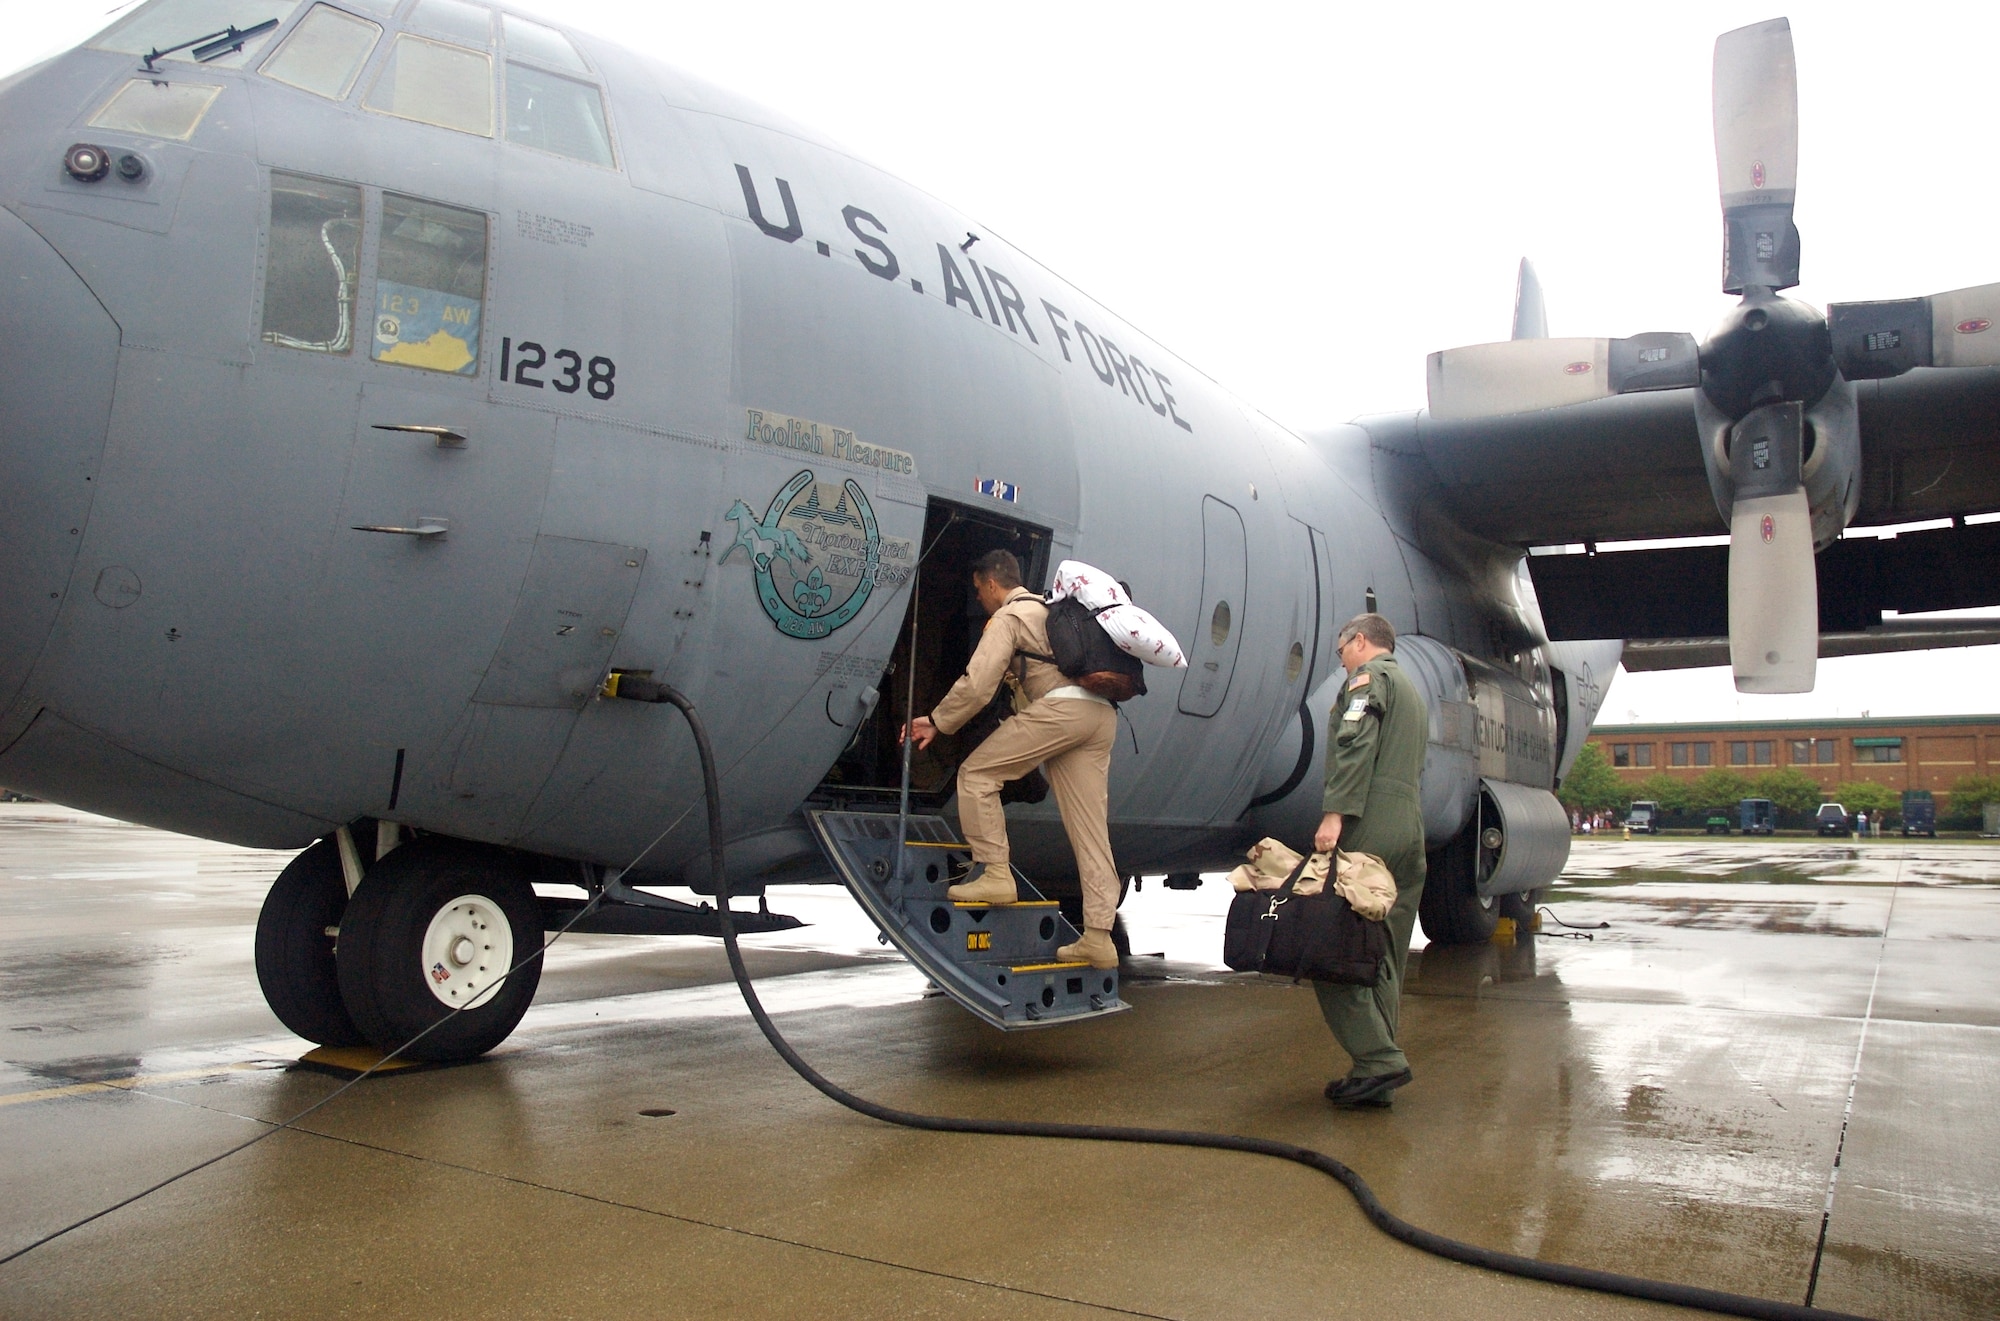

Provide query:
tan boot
left=946, top=864, right=1017, bottom=905
left=1057, top=927, right=1118, bottom=968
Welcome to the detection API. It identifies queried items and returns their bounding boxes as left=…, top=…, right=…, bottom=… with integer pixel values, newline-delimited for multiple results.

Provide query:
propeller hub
left=1699, top=292, right=1835, bottom=421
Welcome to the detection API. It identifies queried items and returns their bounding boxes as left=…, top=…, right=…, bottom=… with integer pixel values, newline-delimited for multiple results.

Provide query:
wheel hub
left=420, top=895, right=512, bottom=1008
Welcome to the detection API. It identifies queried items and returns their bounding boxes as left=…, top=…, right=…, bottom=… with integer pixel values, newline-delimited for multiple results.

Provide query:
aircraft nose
left=0, top=207, right=120, bottom=722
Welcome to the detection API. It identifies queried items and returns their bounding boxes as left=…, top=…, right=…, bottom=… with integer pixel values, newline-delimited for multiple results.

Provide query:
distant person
left=900, top=549, right=1122, bottom=968
left=1857, top=811, right=1869, bottom=838
left=1314, top=613, right=1428, bottom=1109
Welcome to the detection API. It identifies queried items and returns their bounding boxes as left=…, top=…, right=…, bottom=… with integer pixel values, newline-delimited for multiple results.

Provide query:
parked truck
left=1901, top=790, right=1937, bottom=838
left=1738, top=798, right=1775, bottom=835
left=1625, top=800, right=1662, bottom=835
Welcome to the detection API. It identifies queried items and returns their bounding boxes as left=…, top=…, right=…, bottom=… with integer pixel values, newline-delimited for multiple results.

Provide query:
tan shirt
left=930, top=588, right=1066, bottom=734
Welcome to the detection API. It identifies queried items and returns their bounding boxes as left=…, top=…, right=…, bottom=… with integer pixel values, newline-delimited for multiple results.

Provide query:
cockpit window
left=505, top=63, right=612, bottom=167
left=372, top=193, right=487, bottom=376
left=260, top=5, right=382, bottom=101
left=362, top=34, right=491, bottom=136
left=89, top=0, right=300, bottom=68
left=501, top=14, right=585, bottom=73
left=88, top=79, right=224, bottom=140
left=405, top=0, right=491, bottom=46
left=262, top=173, right=362, bottom=354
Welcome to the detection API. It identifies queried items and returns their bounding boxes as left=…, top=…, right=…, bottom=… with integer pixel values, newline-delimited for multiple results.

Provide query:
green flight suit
left=1313, top=651, right=1428, bottom=1078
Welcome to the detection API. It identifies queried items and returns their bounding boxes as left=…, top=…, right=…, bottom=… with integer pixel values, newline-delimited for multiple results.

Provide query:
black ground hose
left=655, top=684, right=1873, bottom=1321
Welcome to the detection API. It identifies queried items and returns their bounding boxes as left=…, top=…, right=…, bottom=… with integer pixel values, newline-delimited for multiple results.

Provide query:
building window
left=1818, top=741, right=1836, bottom=764
left=1791, top=739, right=1812, bottom=764
left=1611, top=744, right=1631, bottom=768
left=1634, top=744, right=1654, bottom=767
left=1730, top=741, right=1749, bottom=766
left=1694, top=743, right=1712, bottom=766
left=1754, top=740, right=1774, bottom=765
left=1855, top=738, right=1904, bottom=763
left=1671, top=742, right=1689, bottom=767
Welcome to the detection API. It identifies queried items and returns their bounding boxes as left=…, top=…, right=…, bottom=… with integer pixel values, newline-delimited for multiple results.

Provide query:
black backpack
left=1023, top=596, right=1147, bottom=703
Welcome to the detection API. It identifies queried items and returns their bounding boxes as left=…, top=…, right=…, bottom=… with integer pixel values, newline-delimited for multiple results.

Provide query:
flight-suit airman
left=901, top=550, right=1122, bottom=968
left=1313, top=613, right=1428, bottom=1107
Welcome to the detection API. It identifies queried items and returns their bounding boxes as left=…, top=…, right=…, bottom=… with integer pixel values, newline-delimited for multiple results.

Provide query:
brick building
left=1585, top=714, right=2000, bottom=794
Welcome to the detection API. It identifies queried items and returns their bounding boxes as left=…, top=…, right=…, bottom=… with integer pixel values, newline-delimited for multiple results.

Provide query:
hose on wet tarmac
left=655, top=684, right=1876, bottom=1321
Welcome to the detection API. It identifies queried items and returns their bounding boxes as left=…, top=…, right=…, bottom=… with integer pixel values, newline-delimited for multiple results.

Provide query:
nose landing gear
left=255, top=832, right=544, bottom=1062
left=253, top=838, right=368, bottom=1047
left=334, top=838, right=543, bottom=1063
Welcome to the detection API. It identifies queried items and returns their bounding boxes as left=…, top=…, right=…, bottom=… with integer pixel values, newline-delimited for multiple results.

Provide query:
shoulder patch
left=1348, top=671, right=1370, bottom=688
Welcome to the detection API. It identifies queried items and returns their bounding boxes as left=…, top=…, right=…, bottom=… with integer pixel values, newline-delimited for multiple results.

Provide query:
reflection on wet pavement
left=2, top=808, right=1996, bottom=1319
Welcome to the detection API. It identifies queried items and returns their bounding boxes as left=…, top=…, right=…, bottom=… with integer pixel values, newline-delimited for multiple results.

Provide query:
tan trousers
left=956, top=695, right=1121, bottom=929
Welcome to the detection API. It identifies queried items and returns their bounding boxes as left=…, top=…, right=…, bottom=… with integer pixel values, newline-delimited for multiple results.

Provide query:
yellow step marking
left=953, top=900, right=1060, bottom=908
left=1008, top=961, right=1091, bottom=972
left=901, top=840, right=968, bottom=849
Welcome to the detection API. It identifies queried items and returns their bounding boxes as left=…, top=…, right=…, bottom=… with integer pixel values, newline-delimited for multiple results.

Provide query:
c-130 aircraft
left=3, top=5, right=1997, bottom=1058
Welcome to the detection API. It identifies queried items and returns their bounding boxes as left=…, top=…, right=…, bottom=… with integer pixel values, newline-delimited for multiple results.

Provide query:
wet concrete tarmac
left=2, top=805, right=1996, bottom=1319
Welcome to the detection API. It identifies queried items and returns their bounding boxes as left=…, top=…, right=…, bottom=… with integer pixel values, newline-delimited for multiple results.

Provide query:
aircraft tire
left=1499, top=888, right=1540, bottom=923
left=1417, top=822, right=1498, bottom=946
left=254, top=839, right=368, bottom=1046
left=335, top=838, right=543, bottom=1062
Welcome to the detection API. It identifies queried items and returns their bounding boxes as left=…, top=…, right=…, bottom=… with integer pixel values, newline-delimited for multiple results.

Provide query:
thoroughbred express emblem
left=723, top=469, right=915, bottom=639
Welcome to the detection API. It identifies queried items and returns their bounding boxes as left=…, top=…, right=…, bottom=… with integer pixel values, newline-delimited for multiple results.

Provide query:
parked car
left=1738, top=798, right=1775, bottom=835
left=1815, top=802, right=1852, bottom=837
left=1705, top=814, right=1732, bottom=834
left=1625, top=800, right=1661, bottom=835
left=1901, top=790, right=1937, bottom=838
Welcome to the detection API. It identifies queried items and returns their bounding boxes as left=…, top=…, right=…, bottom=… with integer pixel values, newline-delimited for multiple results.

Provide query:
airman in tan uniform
left=902, top=550, right=1121, bottom=968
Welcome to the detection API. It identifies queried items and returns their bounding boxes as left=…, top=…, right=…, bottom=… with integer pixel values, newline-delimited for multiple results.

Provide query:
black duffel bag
left=1223, top=852, right=1388, bottom=985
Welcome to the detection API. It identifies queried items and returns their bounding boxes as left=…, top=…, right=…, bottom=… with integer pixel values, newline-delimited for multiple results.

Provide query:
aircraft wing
left=1359, top=363, right=2000, bottom=672
left=1405, top=364, right=2000, bottom=548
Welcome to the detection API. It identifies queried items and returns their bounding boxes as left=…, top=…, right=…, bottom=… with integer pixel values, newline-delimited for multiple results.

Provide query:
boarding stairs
left=807, top=810, right=1128, bottom=1029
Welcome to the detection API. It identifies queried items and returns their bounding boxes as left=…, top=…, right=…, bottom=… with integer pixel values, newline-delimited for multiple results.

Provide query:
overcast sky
left=6, top=0, right=1994, bottom=722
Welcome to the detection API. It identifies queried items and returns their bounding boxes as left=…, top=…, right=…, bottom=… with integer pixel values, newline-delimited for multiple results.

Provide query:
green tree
left=1832, top=780, right=1900, bottom=824
left=1559, top=743, right=1625, bottom=814
left=1943, top=773, right=2000, bottom=825
left=1687, top=768, right=1753, bottom=812
left=1749, top=767, right=1824, bottom=816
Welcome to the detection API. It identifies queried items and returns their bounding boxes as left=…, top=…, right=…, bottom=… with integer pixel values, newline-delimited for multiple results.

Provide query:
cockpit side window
left=362, top=33, right=492, bottom=136
left=372, top=194, right=487, bottom=376
left=504, top=64, right=612, bottom=167
left=260, top=5, right=382, bottom=101
left=89, top=0, right=301, bottom=68
left=262, top=172, right=362, bottom=354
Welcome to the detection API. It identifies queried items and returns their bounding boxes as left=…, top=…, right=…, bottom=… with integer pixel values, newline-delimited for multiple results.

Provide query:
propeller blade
left=1511, top=258, right=1547, bottom=340
left=1828, top=282, right=2000, bottom=378
left=1425, top=334, right=1698, bottom=422
left=1725, top=402, right=1817, bottom=693
left=1713, top=18, right=1800, bottom=293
